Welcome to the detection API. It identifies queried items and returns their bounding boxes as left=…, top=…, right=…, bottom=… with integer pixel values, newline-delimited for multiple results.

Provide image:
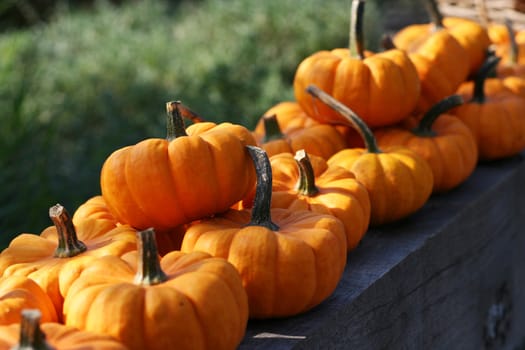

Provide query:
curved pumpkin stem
left=294, top=149, right=320, bottom=196
left=49, top=204, right=87, bottom=258
left=166, top=101, right=189, bottom=141
left=177, top=103, right=207, bottom=124
left=134, top=228, right=168, bottom=286
left=413, top=94, right=464, bottom=137
left=245, top=146, right=279, bottom=231
left=425, top=0, right=444, bottom=30
left=349, top=0, right=365, bottom=59
left=262, top=114, right=285, bottom=142
left=505, top=18, right=519, bottom=65
left=306, top=84, right=382, bottom=154
left=12, top=309, right=55, bottom=350
left=472, top=55, right=501, bottom=103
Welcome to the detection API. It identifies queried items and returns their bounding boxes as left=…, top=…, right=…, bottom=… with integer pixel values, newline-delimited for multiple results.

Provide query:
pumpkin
left=0, top=204, right=137, bottom=318
left=393, top=0, right=490, bottom=75
left=100, top=101, right=257, bottom=232
left=391, top=18, right=470, bottom=113
left=72, top=195, right=185, bottom=256
left=454, top=55, right=525, bottom=160
left=0, top=309, right=127, bottom=350
left=0, top=276, right=58, bottom=325
left=255, top=101, right=363, bottom=148
left=307, top=85, right=434, bottom=226
left=267, top=150, right=370, bottom=250
left=253, top=113, right=348, bottom=159
left=63, top=229, right=248, bottom=350
left=375, top=95, right=478, bottom=193
left=495, top=19, right=525, bottom=78
left=293, top=0, right=420, bottom=128
left=181, top=146, right=347, bottom=319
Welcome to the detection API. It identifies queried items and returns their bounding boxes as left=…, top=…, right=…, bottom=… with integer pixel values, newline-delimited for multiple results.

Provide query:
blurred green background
left=0, top=0, right=426, bottom=247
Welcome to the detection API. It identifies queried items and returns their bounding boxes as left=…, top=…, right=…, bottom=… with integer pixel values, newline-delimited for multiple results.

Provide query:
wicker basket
left=437, top=0, right=525, bottom=28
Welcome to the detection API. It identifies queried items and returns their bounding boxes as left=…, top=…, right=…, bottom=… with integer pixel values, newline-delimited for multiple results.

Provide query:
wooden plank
left=239, top=151, right=525, bottom=349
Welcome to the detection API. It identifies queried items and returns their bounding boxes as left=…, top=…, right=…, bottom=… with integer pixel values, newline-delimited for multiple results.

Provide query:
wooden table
left=239, top=151, right=525, bottom=350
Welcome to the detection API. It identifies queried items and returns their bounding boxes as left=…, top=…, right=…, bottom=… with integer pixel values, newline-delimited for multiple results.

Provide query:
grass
left=0, top=0, right=386, bottom=245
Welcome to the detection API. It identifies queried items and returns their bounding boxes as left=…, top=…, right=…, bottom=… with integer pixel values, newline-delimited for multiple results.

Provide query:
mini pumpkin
left=393, top=0, right=491, bottom=75
left=307, top=85, right=434, bottom=227
left=0, top=309, right=127, bottom=350
left=181, top=146, right=347, bottom=319
left=0, top=204, right=137, bottom=318
left=454, top=55, right=525, bottom=160
left=375, top=94, right=478, bottom=193
left=100, top=101, right=257, bottom=232
left=63, top=229, right=248, bottom=350
left=0, top=276, right=58, bottom=325
left=255, top=101, right=363, bottom=148
left=253, top=113, right=347, bottom=159
left=268, top=150, right=371, bottom=250
left=293, top=0, right=420, bottom=128
left=391, top=19, right=470, bottom=113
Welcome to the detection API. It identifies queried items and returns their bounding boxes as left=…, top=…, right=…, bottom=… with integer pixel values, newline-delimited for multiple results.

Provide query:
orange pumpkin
left=0, top=204, right=136, bottom=318
left=454, top=55, right=525, bottom=160
left=0, top=309, right=126, bottom=350
left=0, top=276, right=58, bottom=325
left=100, top=101, right=257, bottom=232
left=495, top=20, right=525, bottom=78
left=268, top=150, right=370, bottom=250
left=255, top=101, right=363, bottom=147
left=307, top=85, right=434, bottom=226
left=375, top=95, right=478, bottom=193
left=393, top=0, right=490, bottom=75
left=293, top=0, right=420, bottom=128
left=63, top=229, right=248, bottom=350
left=181, top=146, right=347, bottom=319
left=72, top=196, right=185, bottom=256
left=253, top=113, right=347, bottom=159
left=392, top=21, right=470, bottom=113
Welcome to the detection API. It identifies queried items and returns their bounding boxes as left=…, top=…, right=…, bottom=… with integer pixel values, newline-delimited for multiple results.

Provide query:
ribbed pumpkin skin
left=0, top=321, right=127, bottom=350
left=181, top=208, right=347, bottom=319
left=71, top=195, right=185, bottom=256
left=293, top=48, right=420, bottom=128
left=375, top=115, right=478, bottom=193
left=0, top=220, right=136, bottom=318
left=269, top=152, right=371, bottom=250
left=328, top=147, right=433, bottom=226
left=394, top=17, right=490, bottom=75
left=254, top=123, right=348, bottom=160
left=63, top=251, right=249, bottom=350
left=454, top=80, right=525, bottom=160
left=0, top=276, right=58, bottom=325
left=394, top=29, right=470, bottom=113
left=100, top=122, right=257, bottom=232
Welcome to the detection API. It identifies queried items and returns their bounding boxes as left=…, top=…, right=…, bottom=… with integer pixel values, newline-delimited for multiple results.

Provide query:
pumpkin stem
left=472, top=54, right=501, bottom=103
left=504, top=18, right=519, bottom=65
left=166, top=101, right=189, bottom=141
left=134, top=228, right=168, bottom=286
left=49, top=204, right=87, bottom=258
left=12, top=309, right=55, bottom=350
left=262, top=114, right=285, bottom=142
left=294, top=149, right=320, bottom=196
left=177, top=103, right=207, bottom=123
left=425, top=0, right=444, bottom=30
left=245, top=146, right=279, bottom=231
left=306, top=84, right=382, bottom=154
left=381, top=34, right=396, bottom=51
left=349, top=0, right=365, bottom=59
left=412, top=94, right=464, bottom=137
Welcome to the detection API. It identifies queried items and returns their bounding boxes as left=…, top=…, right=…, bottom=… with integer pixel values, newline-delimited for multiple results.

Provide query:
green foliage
left=0, top=0, right=385, bottom=243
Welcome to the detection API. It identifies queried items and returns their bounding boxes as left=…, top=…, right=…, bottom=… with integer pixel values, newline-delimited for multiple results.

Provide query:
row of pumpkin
left=1, top=0, right=525, bottom=349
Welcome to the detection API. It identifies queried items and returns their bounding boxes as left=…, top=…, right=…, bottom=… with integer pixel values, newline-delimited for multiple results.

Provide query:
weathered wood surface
left=239, top=151, right=525, bottom=350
